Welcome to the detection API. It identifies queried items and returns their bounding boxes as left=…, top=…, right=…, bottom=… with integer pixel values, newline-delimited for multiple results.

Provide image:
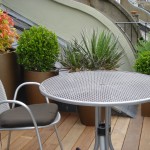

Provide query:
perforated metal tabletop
left=39, top=71, right=150, bottom=106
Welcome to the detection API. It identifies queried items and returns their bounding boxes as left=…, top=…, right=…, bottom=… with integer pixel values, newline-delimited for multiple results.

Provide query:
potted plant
left=59, top=30, right=124, bottom=125
left=0, top=9, right=20, bottom=99
left=134, top=35, right=150, bottom=116
left=16, top=25, right=60, bottom=104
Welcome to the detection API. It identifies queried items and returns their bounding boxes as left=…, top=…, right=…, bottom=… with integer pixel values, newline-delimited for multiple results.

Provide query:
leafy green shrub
left=134, top=33, right=150, bottom=75
left=16, top=26, right=59, bottom=72
left=59, top=30, right=123, bottom=71
left=136, top=33, right=150, bottom=53
left=134, top=51, right=150, bottom=75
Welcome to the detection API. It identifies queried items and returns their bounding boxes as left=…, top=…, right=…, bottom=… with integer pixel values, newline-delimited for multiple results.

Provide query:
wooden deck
left=1, top=106, right=150, bottom=150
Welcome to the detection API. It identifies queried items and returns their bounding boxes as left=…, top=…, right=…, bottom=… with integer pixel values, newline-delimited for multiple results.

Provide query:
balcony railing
left=115, top=21, right=150, bottom=53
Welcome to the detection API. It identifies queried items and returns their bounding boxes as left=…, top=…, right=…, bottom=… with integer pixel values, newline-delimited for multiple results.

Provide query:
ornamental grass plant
left=59, top=30, right=124, bottom=72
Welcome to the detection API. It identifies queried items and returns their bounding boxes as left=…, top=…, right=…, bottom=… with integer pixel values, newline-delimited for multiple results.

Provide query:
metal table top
left=39, top=71, right=150, bottom=106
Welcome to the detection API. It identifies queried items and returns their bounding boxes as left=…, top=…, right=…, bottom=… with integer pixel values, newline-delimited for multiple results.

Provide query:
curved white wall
left=2, top=0, right=135, bottom=71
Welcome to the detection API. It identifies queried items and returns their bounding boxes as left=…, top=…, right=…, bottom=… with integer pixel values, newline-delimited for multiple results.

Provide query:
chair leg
left=34, top=128, right=43, bottom=150
left=54, top=125, right=63, bottom=150
left=7, top=131, right=11, bottom=150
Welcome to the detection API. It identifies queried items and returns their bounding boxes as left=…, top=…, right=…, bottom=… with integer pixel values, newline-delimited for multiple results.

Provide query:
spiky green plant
left=60, top=43, right=85, bottom=72
left=59, top=30, right=124, bottom=71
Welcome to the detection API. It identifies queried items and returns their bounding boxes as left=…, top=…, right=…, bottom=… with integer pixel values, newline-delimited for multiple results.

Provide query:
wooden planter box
left=78, top=106, right=105, bottom=126
left=0, top=52, right=20, bottom=99
left=24, top=70, right=58, bottom=104
left=141, top=103, right=150, bottom=117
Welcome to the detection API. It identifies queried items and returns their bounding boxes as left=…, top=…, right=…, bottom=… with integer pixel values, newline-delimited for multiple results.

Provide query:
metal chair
left=0, top=81, right=63, bottom=150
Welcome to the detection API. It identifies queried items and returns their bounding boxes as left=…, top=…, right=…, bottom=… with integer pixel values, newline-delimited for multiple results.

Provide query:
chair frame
left=0, top=82, right=63, bottom=150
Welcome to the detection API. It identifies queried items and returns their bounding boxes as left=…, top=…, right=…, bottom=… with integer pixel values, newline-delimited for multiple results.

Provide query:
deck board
left=72, top=126, right=95, bottom=150
left=111, top=117, right=130, bottom=150
left=139, top=117, right=150, bottom=150
left=43, top=113, right=79, bottom=150
left=122, top=107, right=144, bottom=150
left=55, top=119, right=86, bottom=150
left=1, top=107, right=150, bottom=150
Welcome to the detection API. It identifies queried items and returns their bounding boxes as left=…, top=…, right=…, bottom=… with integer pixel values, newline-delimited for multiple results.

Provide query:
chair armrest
left=13, top=82, right=49, bottom=104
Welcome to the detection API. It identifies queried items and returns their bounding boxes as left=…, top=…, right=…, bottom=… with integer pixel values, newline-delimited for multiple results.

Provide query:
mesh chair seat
left=0, top=103, right=58, bottom=128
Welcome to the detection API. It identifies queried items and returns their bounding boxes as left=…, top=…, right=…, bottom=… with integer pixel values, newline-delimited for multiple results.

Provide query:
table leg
left=94, top=107, right=114, bottom=150
left=105, top=107, right=114, bottom=150
left=94, top=107, right=106, bottom=150
left=94, top=107, right=101, bottom=150
left=105, top=107, right=109, bottom=150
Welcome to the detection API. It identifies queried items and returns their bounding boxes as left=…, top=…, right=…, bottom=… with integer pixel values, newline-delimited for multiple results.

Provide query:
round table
left=39, top=71, right=150, bottom=150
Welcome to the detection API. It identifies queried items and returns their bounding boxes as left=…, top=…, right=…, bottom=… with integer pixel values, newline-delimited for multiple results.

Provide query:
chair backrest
left=0, top=80, right=10, bottom=114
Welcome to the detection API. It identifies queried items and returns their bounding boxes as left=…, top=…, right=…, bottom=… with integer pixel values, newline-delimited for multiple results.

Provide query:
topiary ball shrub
left=134, top=51, right=150, bottom=75
left=16, top=26, right=59, bottom=72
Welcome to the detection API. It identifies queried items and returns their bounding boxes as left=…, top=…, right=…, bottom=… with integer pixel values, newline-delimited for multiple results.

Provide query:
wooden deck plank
left=43, top=113, right=79, bottom=150
left=111, top=117, right=130, bottom=150
left=139, top=117, right=150, bottom=150
left=9, top=135, right=33, bottom=150
left=122, top=106, right=144, bottom=150
left=13, top=128, right=54, bottom=150
left=72, top=126, right=95, bottom=150
left=55, top=119, right=86, bottom=150
left=1, top=130, right=30, bottom=150
left=1, top=131, right=8, bottom=139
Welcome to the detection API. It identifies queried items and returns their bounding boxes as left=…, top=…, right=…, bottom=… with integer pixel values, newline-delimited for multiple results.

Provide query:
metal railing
left=115, top=21, right=150, bottom=52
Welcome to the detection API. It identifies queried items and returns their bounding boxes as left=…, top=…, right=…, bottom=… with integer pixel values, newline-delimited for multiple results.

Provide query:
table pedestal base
left=94, top=107, right=114, bottom=150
